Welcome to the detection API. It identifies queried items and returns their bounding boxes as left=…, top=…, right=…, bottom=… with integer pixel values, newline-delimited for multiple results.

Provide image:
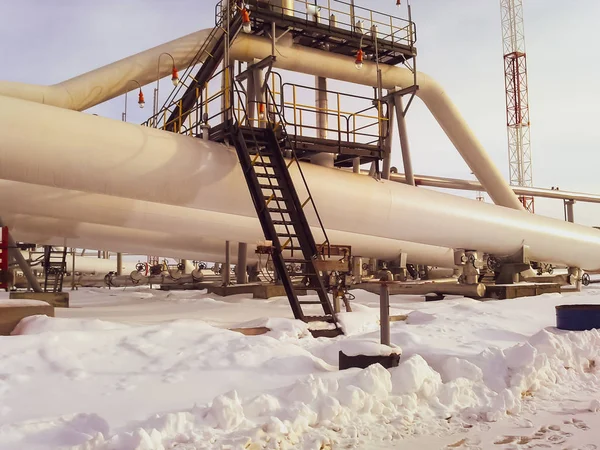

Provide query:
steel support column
left=237, top=242, right=248, bottom=284
left=394, top=93, right=415, bottom=186
left=117, top=252, right=123, bottom=275
left=380, top=283, right=391, bottom=346
left=222, top=240, right=231, bottom=286
left=71, top=248, right=76, bottom=290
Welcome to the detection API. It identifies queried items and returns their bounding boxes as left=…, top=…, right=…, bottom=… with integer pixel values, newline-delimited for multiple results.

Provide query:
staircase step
left=273, top=220, right=294, bottom=226
left=259, top=184, right=284, bottom=190
left=256, top=173, right=279, bottom=180
left=267, top=207, right=289, bottom=214
left=282, top=246, right=303, bottom=251
left=253, top=162, right=274, bottom=168
left=276, top=233, right=298, bottom=238
left=264, top=196, right=286, bottom=202
left=310, top=328, right=344, bottom=338
left=304, top=315, right=336, bottom=323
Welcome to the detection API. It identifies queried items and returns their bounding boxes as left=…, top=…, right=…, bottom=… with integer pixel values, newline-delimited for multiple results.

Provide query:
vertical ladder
left=0, top=227, right=8, bottom=291
left=43, top=246, right=68, bottom=293
left=229, top=91, right=342, bottom=336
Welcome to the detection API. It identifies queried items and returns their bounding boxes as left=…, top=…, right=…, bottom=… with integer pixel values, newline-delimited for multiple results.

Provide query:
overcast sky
left=1, top=0, right=599, bottom=225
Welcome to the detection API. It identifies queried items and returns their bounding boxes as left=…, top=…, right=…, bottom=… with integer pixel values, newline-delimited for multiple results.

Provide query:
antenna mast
left=500, top=0, right=534, bottom=212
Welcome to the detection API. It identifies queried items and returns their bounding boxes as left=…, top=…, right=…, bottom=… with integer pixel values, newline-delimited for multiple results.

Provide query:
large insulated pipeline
left=0, top=180, right=456, bottom=267
left=0, top=95, right=599, bottom=270
left=1, top=213, right=255, bottom=265
left=0, top=28, right=521, bottom=210
left=0, top=29, right=214, bottom=111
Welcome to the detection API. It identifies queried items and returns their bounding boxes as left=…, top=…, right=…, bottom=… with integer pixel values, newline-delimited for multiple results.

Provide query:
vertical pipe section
left=246, top=70, right=256, bottom=126
left=565, top=200, right=575, bottom=223
left=381, top=92, right=396, bottom=180
left=311, top=77, right=334, bottom=167
left=394, top=93, right=415, bottom=186
left=237, top=242, right=248, bottom=284
left=253, top=67, right=266, bottom=128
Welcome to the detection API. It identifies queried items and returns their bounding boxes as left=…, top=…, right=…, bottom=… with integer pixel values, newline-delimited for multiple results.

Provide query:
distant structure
left=500, top=0, right=534, bottom=212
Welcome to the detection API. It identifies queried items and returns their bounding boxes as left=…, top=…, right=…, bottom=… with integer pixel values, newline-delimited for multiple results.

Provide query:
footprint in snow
left=572, top=418, right=590, bottom=430
left=445, top=437, right=481, bottom=449
left=492, top=425, right=578, bottom=448
left=162, top=371, right=184, bottom=384
left=562, top=417, right=591, bottom=431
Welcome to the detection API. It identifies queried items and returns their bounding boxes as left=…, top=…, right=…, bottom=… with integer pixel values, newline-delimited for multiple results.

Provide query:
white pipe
left=0, top=97, right=598, bottom=270
left=0, top=30, right=520, bottom=209
left=388, top=172, right=600, bottom=204
left=2, top=213, right=253, bottom=265
left=0, top=180, right=455, bottom=267
left=19, top=250, right=139, bottom=275
left=0, top=29, right=213, bottom=111
left=228, top=34, right=523, bottom=210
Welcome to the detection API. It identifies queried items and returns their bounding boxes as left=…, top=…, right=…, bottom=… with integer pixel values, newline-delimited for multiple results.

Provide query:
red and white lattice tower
left=0, top=227, right=9, bottom=290
left=500, top=0, right=534, bottom=212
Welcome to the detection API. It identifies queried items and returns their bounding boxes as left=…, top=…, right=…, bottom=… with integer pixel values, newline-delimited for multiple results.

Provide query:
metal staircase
left=42, top=246, right=68, bottom=293
left=229, top=85, right=343, bottom=337
left=153, top=2, right=242, bottom=133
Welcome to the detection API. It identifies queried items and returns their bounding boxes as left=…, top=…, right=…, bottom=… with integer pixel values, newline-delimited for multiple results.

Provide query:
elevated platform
left=245, top=0, right=417, bottom=66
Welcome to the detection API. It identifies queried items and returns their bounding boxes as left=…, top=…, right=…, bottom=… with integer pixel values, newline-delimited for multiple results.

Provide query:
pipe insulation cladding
left=0, top=95, right=599, bottom=269
left=0, top=29, right=521, bottom=210
left=0, top=180, right=456, bottom=267
left=1, top=213, right=256, bottom=266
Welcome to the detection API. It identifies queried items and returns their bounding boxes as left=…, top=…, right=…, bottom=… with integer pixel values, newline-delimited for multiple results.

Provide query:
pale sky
left=1, top=0, right=599, bottom=225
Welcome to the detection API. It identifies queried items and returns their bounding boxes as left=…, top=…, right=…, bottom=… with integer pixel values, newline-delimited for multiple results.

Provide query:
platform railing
left=274, top=82, right=389, bottom=146
left=143, top=67, right=388, bottom=150
left=252, top=0, right=416, bottom=48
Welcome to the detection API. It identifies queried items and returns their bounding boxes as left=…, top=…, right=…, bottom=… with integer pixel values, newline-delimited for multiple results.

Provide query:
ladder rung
left=265, top=196, right=286, bottom=202
left=276, top=233, right=297, bottom=238
left=272, top=220, right=294, bottom=226
left=298, top=301, right=323, bottom=304
left=282, top=246, right=303, bottom=252
left=259, top=184, right=284, bottom=190
left=256, top=173, right=279, bottom=179
left=253, top=162, right=273, bottom=167
left=268, top=208, right=289, bottom=214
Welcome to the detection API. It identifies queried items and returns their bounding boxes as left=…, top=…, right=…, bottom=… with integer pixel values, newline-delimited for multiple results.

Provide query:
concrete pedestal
left=206, top=283, right=308, bottom=299
left=339, top=350, right=401, bottom=370
left=10, top=292, right=69, bottom=308
left=0, top=304, right=54, bottom=335
left=485, top=283, right=561, bottom=300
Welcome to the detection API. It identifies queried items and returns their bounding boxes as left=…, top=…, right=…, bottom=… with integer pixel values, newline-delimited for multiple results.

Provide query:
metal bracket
left=235, top=55, right=277, bottom=82
left=381, top=85, right=420, bottom=116
left=266, top=26, right=293, bottom=43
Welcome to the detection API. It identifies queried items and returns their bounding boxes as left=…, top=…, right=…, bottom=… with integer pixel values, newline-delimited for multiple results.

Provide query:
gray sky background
left=1, top=0, right=599, bottom=225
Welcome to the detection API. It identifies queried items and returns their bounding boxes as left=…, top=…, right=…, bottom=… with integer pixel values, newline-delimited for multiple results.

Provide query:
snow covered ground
left=1, top=287, right=600, bottom=449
